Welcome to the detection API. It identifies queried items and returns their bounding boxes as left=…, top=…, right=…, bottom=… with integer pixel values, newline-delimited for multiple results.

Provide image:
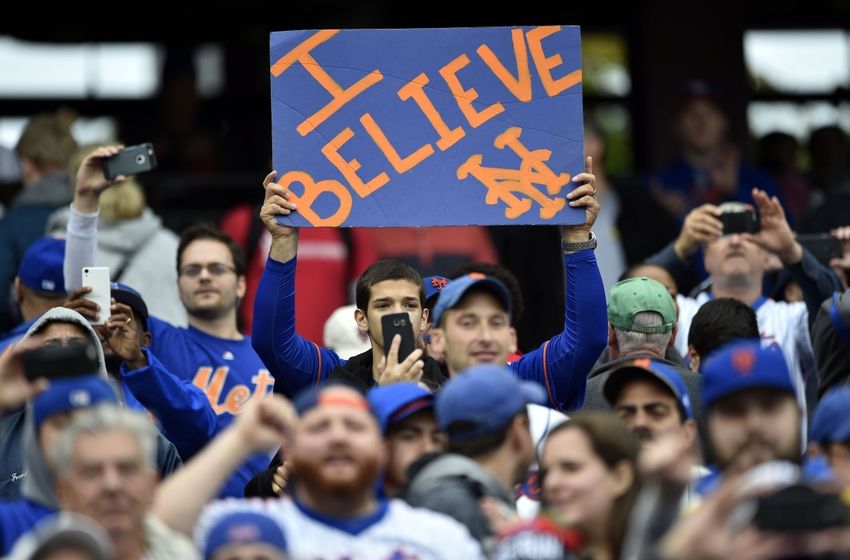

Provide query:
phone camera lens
left=135, top=154, right=147, bottom=165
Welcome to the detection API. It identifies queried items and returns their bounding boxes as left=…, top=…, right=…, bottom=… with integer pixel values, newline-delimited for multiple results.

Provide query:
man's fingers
left=386, top=334, right=401, bottom=367
left=399, top=348, right=424, bottom=370
left=568, top=194, right=597, bottom=208
left=585, top=155, right=592, bottom=175
left=263, top=170, right=277, bottom=188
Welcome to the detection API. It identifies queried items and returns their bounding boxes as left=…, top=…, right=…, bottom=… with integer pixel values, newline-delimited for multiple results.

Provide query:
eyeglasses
left=179, top=263, right=237, bottom=278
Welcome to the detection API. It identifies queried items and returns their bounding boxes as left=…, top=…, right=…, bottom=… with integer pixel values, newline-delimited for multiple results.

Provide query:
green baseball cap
left=607, top=277, right=677, bottom=334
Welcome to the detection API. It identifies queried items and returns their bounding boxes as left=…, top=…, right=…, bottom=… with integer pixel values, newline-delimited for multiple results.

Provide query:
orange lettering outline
left=477, top=29, right=533, bottom=102
left=360, top=113, right=435, bottom=173
left=398, top=73, right=466, bottom=151
left=321, top=128, right=389, bottom=198
left=526, top=26, right=582, bottom=96
left=439, top=54, right=505, bottom=128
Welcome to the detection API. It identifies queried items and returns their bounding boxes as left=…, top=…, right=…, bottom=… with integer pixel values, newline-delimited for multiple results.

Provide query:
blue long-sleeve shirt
left=120, top=348, right=218, bottom=460
left=252, top=249, right=607, bottom=411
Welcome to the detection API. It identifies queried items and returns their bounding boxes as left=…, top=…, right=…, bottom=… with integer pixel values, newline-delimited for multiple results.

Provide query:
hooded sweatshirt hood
left=406, top=453, right=515, bottom=507
left=47, top=207, right=163, bottom=257
left=19, top=307, right=118, bottom=508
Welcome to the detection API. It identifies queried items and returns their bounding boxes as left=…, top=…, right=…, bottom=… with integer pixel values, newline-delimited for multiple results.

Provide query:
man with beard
left=697, top=339, right=803, bottom=494
left=154, top=385, right=484, bottom=558
left=63, top=146, right=273, bottom=497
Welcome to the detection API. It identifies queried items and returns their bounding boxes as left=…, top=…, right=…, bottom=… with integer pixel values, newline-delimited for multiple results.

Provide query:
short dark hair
left=688, top=298, right=759, bottom=360
left=355, top=259, right=424, bottom=311
left=177, top=224, right=245, bottom=276
left=449, top=262, right=525, bottom=326
left=446, top=409, right=527, bottom=458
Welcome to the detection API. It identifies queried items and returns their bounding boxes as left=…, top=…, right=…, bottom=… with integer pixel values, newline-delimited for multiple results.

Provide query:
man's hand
left=744, top=188, right=802, bottom=265
left=261, top=171, right=300, bottom=263
left=98, top=301, right=146, bottom=371
left=0, top=336, right=49, bottom=414
left=829, top=226, right=850, bottom=289
left=673, top=204, right=723, bottom=259
left=271, top=461, right=289, bottom=496
left=561, top=156, right=600, bottom=243
left=233, top=395, right=298, bottom=454
left=376, top=335, right=424, bottom=386
left=63, top=287, right=100, bottom=323
left=73, top=145, right=126, bottom=214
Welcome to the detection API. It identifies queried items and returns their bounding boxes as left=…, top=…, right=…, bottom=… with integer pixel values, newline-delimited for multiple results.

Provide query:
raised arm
left=63, top=146, right=126, bottom=291
left=510, top=157, right=608, bottom=411
left=251, top=172, right=344, bottom=397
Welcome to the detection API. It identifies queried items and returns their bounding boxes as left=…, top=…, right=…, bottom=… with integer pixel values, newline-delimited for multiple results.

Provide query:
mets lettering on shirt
left=193, top=367, right=275, bottom=415
left=269, top=26, right=585, bottom=227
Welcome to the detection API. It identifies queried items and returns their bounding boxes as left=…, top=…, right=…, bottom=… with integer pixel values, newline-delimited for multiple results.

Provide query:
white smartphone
left=81, top=267, right=111, bottom=325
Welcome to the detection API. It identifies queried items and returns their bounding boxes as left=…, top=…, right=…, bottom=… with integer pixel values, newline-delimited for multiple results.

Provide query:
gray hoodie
left=405, top=453, right=515, bottom=550
left=47, top=207, right=187, bottom=327
left=5, top=307, right=181, bottom=507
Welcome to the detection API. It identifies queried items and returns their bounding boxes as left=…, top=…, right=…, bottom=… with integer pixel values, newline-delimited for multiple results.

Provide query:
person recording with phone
left=645, top=188, right=841, bottom=420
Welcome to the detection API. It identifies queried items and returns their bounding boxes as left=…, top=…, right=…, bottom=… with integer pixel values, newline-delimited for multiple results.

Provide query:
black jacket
left=328, top=348, right=447, bottom=392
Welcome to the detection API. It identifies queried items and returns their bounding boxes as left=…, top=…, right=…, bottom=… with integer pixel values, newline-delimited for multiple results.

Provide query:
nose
left=100, top=464, right=123, bottom=491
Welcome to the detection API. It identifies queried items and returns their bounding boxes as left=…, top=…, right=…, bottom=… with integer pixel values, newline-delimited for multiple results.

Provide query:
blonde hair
left=16, top=114, right=77, bottom=171
left=70, top=144, right=146, bottom=221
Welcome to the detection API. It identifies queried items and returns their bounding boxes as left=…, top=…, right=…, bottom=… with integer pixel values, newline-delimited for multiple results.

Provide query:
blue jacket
left=252, top=250, right=607, bottom=411
left=0, top=498, right=54, bottom=555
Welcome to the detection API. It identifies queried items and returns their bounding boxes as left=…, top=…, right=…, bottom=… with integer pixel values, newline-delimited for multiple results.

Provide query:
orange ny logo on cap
left=732, top=348, right=756, bottom=376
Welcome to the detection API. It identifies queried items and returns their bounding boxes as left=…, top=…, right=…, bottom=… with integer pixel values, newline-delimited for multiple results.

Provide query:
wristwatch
left=561, top=231, right=597, bottom=253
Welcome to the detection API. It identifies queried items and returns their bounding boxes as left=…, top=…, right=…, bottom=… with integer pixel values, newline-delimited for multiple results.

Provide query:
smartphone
left=82, top=267, right=111, bottom=325
left=381, top=313, right=416, bottom=362
left=796, top=233, right=843, bottom=264
left=23, top=340, right=100, bottom=382
left=753, top=484, right=848, bottom=532
left=719, top=202, right=760, bottom=235
left=102, top=143, right=157, bottom=180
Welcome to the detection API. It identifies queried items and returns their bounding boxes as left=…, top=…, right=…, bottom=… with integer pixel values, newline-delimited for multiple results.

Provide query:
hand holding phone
left=381, top=313, right=416, bottom=362
left=101, top=143, right=157, bottom=181
left=82, top=267, right=111, bottom=325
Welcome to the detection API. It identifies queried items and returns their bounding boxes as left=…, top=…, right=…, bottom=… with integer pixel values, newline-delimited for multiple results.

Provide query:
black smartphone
left=102, top=143, right=158, bottom=180
left=796, top=233, right=843, bottom=264
left=753, top=484, right=848, bottom=532
left=381, top=313, right=416, bottom=362
left=719, top=207, right=760, bottom=235
left=23, top=340, right=100, bottom=382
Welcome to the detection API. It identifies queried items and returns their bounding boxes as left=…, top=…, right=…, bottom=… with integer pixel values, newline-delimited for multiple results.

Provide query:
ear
left=509, top=327, right=518, bottom=355
left=13, top=277, right=23, bottom=306
left=687, top=345, right=700, bottom=372
left=607, top=324, right=619, bottom=354
left=419, top=307, right=429, bottom=334
left=682, top=418, right=698, bottom=447
left=355, top=307, right=369, bottom=334
left=235, top=275, right=247, bottom=299
left=807, top=441, right=825, bottom=460
left=610, top=459, right=635, bottom=500
left=669, top=323, right=678, bottom=347
left=142, top=331, right=152, bottom=348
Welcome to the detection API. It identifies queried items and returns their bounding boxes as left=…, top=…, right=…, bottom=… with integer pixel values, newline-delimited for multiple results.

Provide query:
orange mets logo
left=731, top=348, right=757, bottom=376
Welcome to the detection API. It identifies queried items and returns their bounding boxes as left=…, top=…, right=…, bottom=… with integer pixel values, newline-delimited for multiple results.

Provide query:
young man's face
left=178, top=238, right=246, bottom=321
left=291, top=387, right=385, bottom=498
left=384, top=410, right=445, bottom=495
left=613, top=377, right=694, bottom=449
left=429, top=291, right=516, bottom=375
left=355, top=279, right=427, bottom=351
left=708, top=388, right=801, bottom=473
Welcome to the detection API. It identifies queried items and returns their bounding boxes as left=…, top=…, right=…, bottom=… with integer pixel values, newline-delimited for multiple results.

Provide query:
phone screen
left=381, top=313, right=416, bottom=362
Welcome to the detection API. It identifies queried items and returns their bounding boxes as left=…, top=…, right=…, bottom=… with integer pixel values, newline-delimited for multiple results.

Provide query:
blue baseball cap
left=702, top=340, right=796, bottom=409
left=33, top=376, right=117, bottom=431
left=811, top=387, right=850, bottom=445
left=110, top=282, right=148, bottom=330
left=367, top=383, right=434, bottom=434
left=603, top=358, right=693, bottom=419
left=203, top=510, right=287, bottom=559
left=436, top=364, right=545, bottom=442
left=18, top=237, right=66, bottom=295
left=431, top=273, right=511, bottom=327
left=423, top=276, right=450, bottom=308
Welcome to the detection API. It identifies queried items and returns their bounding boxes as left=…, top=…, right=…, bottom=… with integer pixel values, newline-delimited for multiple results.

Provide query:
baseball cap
left=293, top=383, right=372, bottom=417
left=18, top=236, right=66, bottom=295
left=607, top=277, right=677, bottom=334
left=367, top=383, right=434, bottom=434
left=110, top=282, right=149, bottom=331
left=431, top=273, right=511, bottom=327
left=810, top=387, right=850, bottom=445
left=323, top=304, right=371, bottom=360
left=203, top=510, right=287, bottom=559
left=33, top=375, right=117, bottom=430
left=603, top=358, right=693, bottom=419
left=436, top=364, right=545, bottom=442
left=423, top=276, right=450, bottom=308
left=701, top=340, right=796, bottom=409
